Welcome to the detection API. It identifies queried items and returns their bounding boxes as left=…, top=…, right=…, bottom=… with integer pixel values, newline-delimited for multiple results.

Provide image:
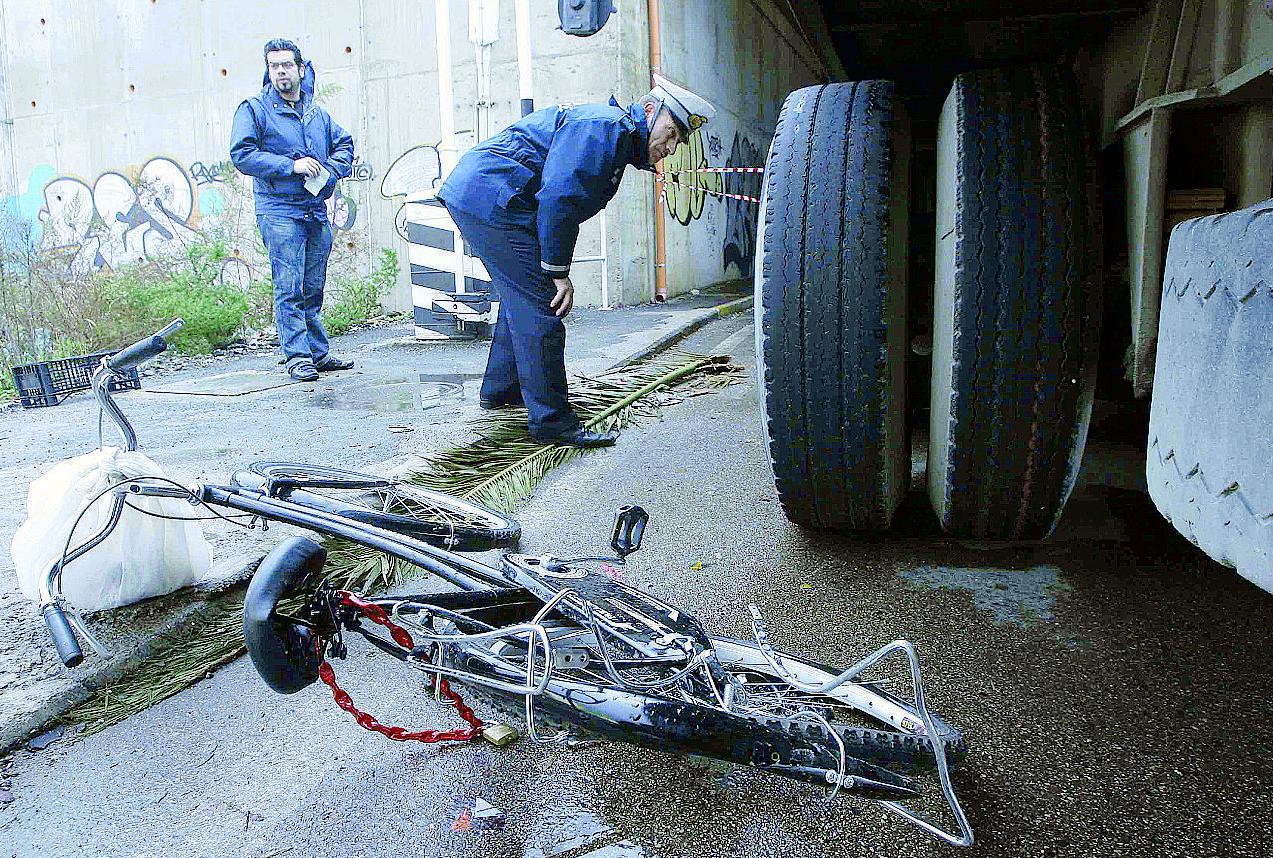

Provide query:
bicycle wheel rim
left=247, top=460, right=392, bottom=490
left=285, top=484, right=520, bottom=551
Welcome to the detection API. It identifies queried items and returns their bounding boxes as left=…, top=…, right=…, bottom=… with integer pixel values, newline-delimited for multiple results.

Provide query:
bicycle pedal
left=481, top=723, right=520, bottom=747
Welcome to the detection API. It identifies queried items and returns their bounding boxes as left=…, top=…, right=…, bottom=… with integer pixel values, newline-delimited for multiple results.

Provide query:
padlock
left=481, top=723, right=520, bottom=747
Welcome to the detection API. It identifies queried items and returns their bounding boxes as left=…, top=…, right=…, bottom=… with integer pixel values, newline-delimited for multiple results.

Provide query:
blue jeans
left=257, top=214, right=333, bottom=366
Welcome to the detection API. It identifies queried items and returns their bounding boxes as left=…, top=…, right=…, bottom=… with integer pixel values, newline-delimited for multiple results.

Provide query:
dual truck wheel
left=756, top=68, right=1101, bottom=539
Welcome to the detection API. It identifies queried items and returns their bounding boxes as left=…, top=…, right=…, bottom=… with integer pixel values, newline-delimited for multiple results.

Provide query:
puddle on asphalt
left=575, top=842, right=649, bottom=857
left=520, top=807, right=655, bottom=858
left=901, top=564, right=1065, bottom=627
left=308, top=372, right=482, bottom=414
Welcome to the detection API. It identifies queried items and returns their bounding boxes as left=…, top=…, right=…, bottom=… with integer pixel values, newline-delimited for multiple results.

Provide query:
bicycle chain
left=316, top=590, right=485, bottom=743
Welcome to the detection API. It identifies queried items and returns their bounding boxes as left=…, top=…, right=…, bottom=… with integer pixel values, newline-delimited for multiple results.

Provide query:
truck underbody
left=756, top=1, right=1273, bottom=589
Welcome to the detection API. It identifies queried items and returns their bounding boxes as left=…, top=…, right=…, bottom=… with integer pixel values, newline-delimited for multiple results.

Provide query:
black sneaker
left=534, top=428, right=618, bottom=448
left=315, top=355, right=354, bottom=372
left=288, top=361, right=319, bottom=382
left=479, top=397, right=524, bottom=410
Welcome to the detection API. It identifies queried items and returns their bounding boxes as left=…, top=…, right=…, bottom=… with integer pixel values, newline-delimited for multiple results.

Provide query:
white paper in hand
left=304, top=163, right=330, bottom=196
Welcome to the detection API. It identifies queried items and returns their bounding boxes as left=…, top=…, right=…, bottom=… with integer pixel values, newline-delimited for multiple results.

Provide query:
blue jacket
left=438, top=100, right=651, bottom=277
left=229, top=61, right=354, bottom=219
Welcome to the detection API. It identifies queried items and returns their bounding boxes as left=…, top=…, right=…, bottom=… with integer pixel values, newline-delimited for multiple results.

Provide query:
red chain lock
left=316, top=590, right=484, bottom=743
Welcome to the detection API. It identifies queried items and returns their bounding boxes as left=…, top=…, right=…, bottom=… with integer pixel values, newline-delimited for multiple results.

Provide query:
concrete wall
left=0, top=0, right=650, bottom=310
left=0, top=0, right=826, bottom=311
left=650, top=0, right=824, bottom=294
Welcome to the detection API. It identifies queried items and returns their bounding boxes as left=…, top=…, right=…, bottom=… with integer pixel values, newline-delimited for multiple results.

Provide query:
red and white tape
left=669, top=166, right=765, bottom=174
left=656, top=177, right=761, bottom=204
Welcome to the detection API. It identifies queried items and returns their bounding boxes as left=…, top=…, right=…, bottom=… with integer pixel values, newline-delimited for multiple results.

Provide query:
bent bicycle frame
left=40, top=329, right=975, bottom=847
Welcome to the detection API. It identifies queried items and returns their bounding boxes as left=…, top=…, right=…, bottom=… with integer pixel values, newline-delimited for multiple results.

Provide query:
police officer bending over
left=438, top=77, right=715, bottom=448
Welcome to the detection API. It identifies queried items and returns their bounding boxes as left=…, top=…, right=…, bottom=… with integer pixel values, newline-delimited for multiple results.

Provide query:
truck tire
left=755, top=81, right=911, bottom=531
left=928, top=66, right=1101, bottom=539
left=1146, top=199, right=1273, bottom=591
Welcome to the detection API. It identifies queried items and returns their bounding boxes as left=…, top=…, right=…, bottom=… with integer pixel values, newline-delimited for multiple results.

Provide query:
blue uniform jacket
left=438, top=100, right=651, bottom=277
left=229, top=62, right=354, bottom=219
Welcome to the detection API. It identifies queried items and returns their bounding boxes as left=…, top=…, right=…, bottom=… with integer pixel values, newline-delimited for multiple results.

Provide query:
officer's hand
left=293, top=157, right=323, bottom=178
left=550, top=277, right=574, bottom=318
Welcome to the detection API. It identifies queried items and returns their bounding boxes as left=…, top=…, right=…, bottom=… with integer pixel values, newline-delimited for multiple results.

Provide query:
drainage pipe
left=516, top=0, right=534, bottom=116
left=648, top=0, right=668, bottom=302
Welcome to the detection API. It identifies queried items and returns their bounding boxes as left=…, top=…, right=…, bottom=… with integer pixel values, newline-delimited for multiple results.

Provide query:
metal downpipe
left=648, top=0, right=668, bottom=303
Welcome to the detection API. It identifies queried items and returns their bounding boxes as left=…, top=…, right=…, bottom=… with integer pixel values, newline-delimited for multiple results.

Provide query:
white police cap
left=648, top=74, right=716, bottom=138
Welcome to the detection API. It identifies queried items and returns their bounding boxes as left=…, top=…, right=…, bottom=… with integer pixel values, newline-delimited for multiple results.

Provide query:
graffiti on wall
left=380, top=146, right=442, bottom=206
left=661, top=133, right=723, bottom=226
left=2, top=150, right=369, bottom=282
left=327, top=187, right=358, bottom=231
left=722, top=132, right=763, bottom=277
left=348, top=156, right=375, bottom=182
left=380, top=143, right=444, bottom=245
left=37, top=156, right=205, bottom=278
left=188, top=159, right=233, bottom=186
left=660, top=129, right=764, bottom=279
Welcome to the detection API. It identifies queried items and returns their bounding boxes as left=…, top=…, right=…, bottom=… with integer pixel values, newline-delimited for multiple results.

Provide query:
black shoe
left=315, top=355, right=354, bottom=372
left=288, top=361, right=319, bottom=382
left=479, top=397, right=524, bottom=411
left=535, top=428, right=618, bottom=448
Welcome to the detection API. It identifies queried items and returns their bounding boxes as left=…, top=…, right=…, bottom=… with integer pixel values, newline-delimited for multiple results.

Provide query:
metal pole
left=435, top=0, right=458, bottom=176
left=435, top=0, right=464, bottom=296
left=648, top=0, right=668, bottom=302
left=515, top=0, right=534, bottom=115
left=600, top=210, right=610, bottom=308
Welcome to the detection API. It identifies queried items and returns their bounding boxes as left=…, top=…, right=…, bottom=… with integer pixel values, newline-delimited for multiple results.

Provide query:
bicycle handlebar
left=43, top=604, right=84, bottom=667
left=106, top=319, right=184, bottom=372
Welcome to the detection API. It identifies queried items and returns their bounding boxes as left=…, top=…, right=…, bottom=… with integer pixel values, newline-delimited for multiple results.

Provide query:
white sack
left=13, top=447, right=213, bottom=611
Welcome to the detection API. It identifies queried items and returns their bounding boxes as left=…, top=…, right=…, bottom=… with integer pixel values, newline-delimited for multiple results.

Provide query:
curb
left=2, top=294, right=753, bottom=753
left=607, top=294, right=754, bottom=371
left=1, top=552, right=262, bottom=753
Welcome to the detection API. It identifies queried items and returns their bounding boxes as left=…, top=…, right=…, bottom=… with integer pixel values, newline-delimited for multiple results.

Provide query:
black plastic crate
left=11, top=351, right=142, bottom=408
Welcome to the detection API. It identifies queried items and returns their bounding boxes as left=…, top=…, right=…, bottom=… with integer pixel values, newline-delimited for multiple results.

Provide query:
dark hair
left=263, top=39, right=303, bottom=66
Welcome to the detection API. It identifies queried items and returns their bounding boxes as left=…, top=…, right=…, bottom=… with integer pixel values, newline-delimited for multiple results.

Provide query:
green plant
left=95, top=242, right=250, bottom=353
left=322, top=247, right=398, bottom=336
left=244, top=276, right=275, bottom=331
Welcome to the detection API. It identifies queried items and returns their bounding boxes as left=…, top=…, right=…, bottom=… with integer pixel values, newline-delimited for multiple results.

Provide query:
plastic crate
left=11, top=351, right=142, bottom=408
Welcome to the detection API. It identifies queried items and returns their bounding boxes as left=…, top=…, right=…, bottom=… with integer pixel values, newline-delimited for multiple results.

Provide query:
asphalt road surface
left=4, top=313, right=1272, bottom=858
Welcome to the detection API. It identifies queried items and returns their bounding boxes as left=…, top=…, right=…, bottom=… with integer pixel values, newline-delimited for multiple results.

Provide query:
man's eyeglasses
left=269, top=61, right=297, bottom=71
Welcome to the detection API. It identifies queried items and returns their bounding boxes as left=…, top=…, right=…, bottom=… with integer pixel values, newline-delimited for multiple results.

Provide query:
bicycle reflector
left=610, top=505, right=648, bottom=559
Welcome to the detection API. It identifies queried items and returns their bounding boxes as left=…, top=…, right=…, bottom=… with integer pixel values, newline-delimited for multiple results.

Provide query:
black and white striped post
left=403, top=199, right=497, bottom=341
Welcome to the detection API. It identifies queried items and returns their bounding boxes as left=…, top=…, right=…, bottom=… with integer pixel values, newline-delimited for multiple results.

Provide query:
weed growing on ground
left=0, top=192, right=396, bottom=403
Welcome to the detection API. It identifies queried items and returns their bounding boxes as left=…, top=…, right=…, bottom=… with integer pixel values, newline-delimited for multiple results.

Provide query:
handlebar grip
left=106, top=335, right=167, bottom=372
left=42, top=604, right=84, bottom=668
left=106, top=319, right=184, bottom=372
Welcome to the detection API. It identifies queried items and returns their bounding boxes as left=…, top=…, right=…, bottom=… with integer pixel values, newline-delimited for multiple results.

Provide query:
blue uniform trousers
left=257, top=213, right=333, bottom=367
left=445, top=204, right=581, bottom=440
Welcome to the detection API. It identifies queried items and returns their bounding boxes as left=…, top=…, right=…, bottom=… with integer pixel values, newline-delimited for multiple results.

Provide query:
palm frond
left=59, top=351, right=741, bottom=736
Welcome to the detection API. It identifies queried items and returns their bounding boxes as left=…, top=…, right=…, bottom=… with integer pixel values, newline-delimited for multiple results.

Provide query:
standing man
left=438, top=76, right=715, bottom=448
left=230, top=39, right=355, bottom=382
